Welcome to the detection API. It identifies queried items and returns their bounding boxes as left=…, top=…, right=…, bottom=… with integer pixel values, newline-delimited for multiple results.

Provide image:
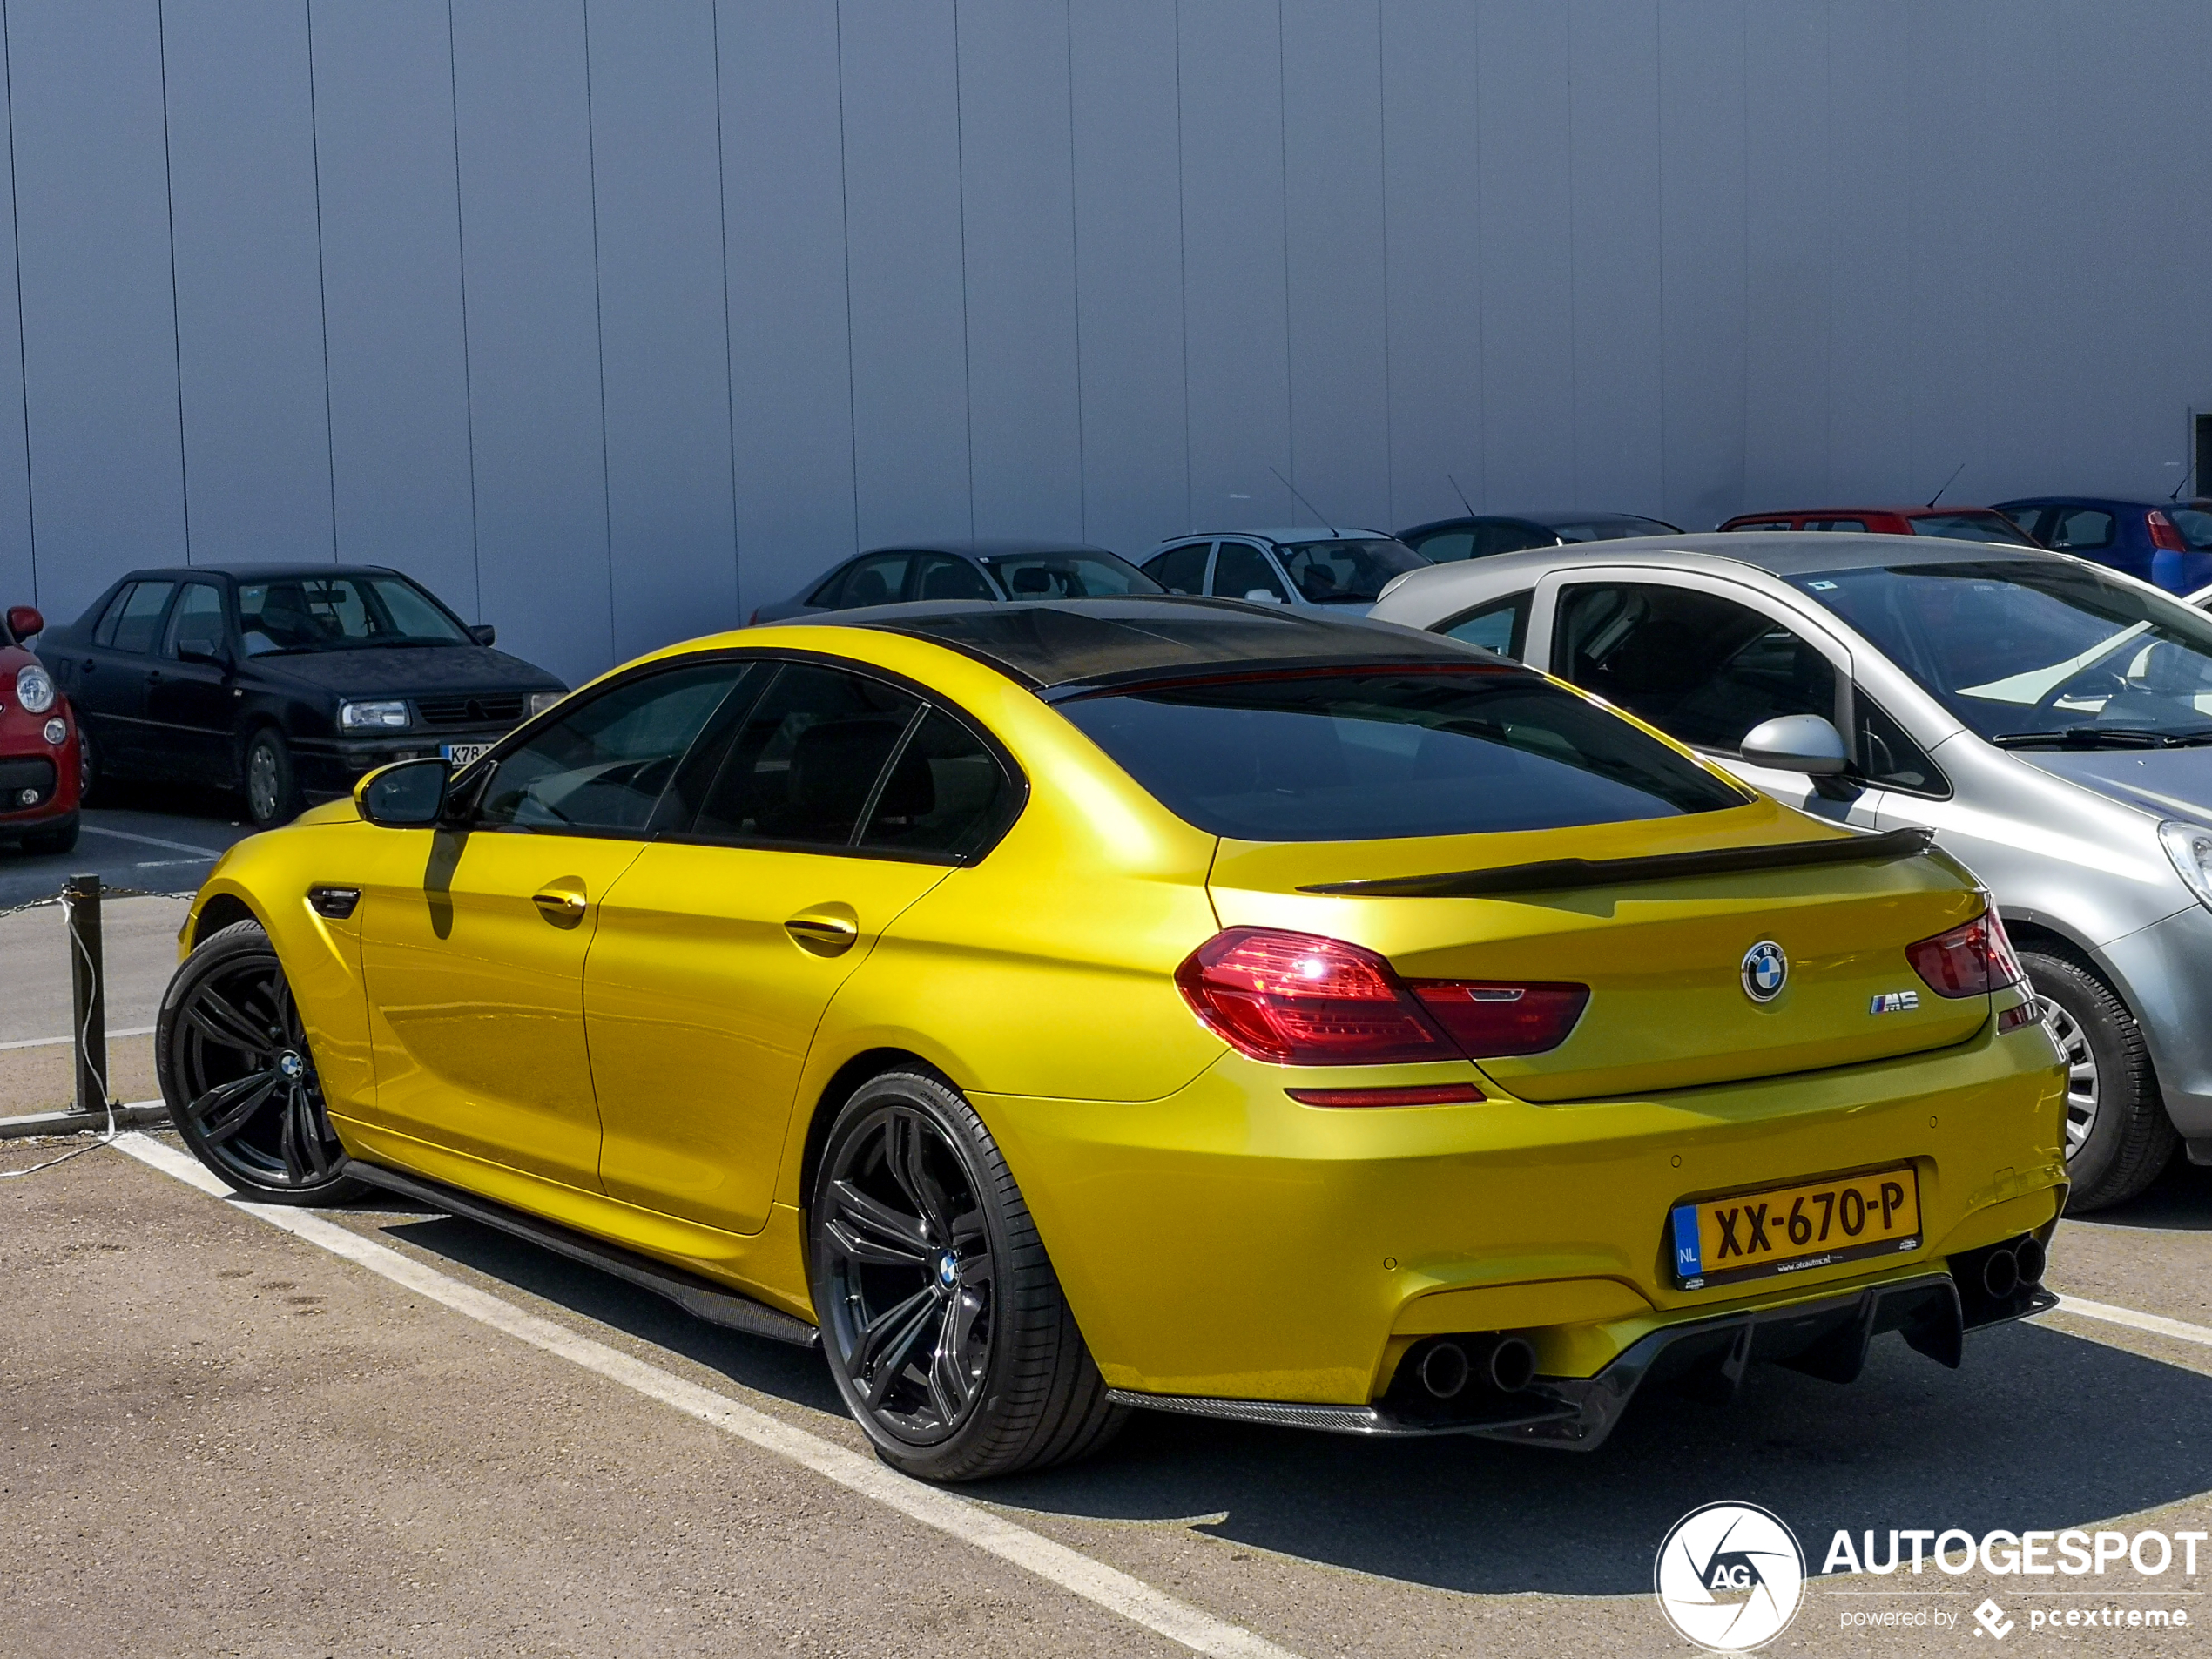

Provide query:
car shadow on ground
left=368, top=1210, right=2212, bottom=1598
left=2079, top=1154, right=2212, bottom=1231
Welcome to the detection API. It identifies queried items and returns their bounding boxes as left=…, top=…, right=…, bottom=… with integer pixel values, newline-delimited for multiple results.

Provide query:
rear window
left=1056, top=668, right=1748, bottom=842
left=2167, top=508, right=2212, bottom=550
left=1909, top=512, right=2036, bottom=545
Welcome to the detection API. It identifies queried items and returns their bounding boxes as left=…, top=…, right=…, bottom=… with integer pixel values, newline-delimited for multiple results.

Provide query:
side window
left=1725, top=519, right=1793, bottom=534
left=1143, top=542, right=1211, bottom=596
left=2000, top=506, right=2052, bottom=543
left=808, top=566, right=850, bottom=606
left=1855, top=696, right=1947, bottom=797
left=475, top=661, right=747, bottom=833
left=92, top=584, right=138, bottom=647
left=161, top=583, right=226, bottom=658
left=1440, top=591, right=1532, bottom=659
left=1212, top=542, right=1289, bottom=603
left=1554, top=583, right=1838, bottom=754
left=687, top=663, right=921, bottom=848
left=107, top=580, right=176, bottom=654
left=912, top=554, right=995, bottom=603
left=1474, top=523, right=1553, bottom=557
left=1804, top=518, right=1868, bottom=533
left=1409, top=529, right=1475, bottom=563
left=859, top=707, right=1014, bottom=859
left=834, top=552, right=914, bottom=609
left=2047, top=509, right=2115, bottom=551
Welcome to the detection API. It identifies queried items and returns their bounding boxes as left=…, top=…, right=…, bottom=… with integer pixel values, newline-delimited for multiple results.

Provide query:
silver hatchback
left=1372, top=532, right=2212, bottom=1211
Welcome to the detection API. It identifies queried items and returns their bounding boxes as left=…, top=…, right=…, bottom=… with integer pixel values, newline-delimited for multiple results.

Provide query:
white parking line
left=108, top=1131, right=1301, bottom=1659
left=79, top=823, right=231, bottom=858
left=0, top=1026, right=156, bottom=1051
left=2043, top=1293, right=2212, bottom=1351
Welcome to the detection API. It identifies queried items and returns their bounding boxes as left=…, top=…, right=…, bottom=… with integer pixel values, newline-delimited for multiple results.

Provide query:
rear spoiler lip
left=1297, top=825, right=1939, bottom=899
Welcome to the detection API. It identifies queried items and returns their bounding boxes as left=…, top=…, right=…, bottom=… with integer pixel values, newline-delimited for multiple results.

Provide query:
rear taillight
left=1174, top=927, right=1587, bottom=1067
left=1410, top=981, right=1591, bottom=1057
left=2150, top=510, right=2188, bottom=553
left=1905, top=907, right=2026, bottom=998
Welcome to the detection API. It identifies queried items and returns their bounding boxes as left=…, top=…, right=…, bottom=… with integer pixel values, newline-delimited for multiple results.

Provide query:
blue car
left=1996, top=496, right=2212, bottom=594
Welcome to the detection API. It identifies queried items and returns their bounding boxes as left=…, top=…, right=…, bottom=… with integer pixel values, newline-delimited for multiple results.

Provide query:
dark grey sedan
left=750, top=540, right=1161, bottom=624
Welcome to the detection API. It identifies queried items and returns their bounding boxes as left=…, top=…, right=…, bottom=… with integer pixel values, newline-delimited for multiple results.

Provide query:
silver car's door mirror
left=1738, top=713, right=1849, bottom=776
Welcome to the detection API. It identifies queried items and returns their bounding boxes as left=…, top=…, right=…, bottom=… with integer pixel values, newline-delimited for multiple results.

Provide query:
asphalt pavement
left=0, top=780, right=253, bottom=911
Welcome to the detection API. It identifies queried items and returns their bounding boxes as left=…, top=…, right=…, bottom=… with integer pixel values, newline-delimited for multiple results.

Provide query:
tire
left=21, top=813, right=78, bottom=855
left=158, top=918, right=363, bottom=1204
left=75, top=727, right=99, bottom=806
left=242, top=726, right=300, bottom=828
left=809, top=1069, right=1124, bottom=1481
left=2023, top=948, right=2175, bottom=1212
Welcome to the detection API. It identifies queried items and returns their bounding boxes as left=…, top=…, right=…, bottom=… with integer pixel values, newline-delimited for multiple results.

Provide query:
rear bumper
left=978, top=1010, right=2065, bottom=1406
left=1107, top=1260, right=2056, bottom=1449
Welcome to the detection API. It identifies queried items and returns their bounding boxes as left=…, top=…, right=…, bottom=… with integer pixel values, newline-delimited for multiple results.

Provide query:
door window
left=92, top=584, right=138, bottom=647
left=1855, top=695, right=1947, bottom=797
left=2000, top=505, right=2053, bottom=543
left=161, top=583, right=226, bottom=658
left=912, top=554, right=995, bottom=602
left=832, top=552, right=913, bottom=609
left=475, top=661, right=748, bottom=833
left=2046, top=508, right=2116, bottom=551
left=1143, top=542, right=1212, bottom=596
left=857, top=707, right=1014, bottom=859
left=106, top=581, right=176, bottom=654
left=1439, top=591, right=1532, bottom=658
left=1212, top=542, right=1289, bottom=603
left=1554, top=582, right=1838, bottom=753
left=1407, top=529, right=1475, bottom=563
left=685, top=663, right=923, bottom=848
left=1474, top=522, right=1555, bottom=556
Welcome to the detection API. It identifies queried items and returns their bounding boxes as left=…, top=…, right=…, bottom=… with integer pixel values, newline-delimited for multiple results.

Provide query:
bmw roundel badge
left=1741, top=940, right=1789, bottom=1003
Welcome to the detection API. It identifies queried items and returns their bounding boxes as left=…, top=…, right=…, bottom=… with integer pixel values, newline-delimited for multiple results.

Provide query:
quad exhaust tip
left=2014, top=1235, right=2047, bottom=1286
left=1982, top=1247, right=2020, bottom=1300
left=1417, top=1334, right=1538, bottom=1400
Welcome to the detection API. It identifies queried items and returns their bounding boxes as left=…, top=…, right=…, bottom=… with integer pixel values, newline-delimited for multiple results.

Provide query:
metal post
left=65, top=873, right=105, bottom=1116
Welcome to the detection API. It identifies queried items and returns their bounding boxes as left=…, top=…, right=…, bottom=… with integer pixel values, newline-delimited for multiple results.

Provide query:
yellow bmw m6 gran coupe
left=158, top=598, right=2066, bottom=1480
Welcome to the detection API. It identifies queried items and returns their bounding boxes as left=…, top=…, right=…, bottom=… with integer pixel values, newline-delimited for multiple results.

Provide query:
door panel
left=361, top=830, right=645, bottom=1186
left=587, top=843, right=951, bottom=1232
left=145, top=581, right=233, bottom=779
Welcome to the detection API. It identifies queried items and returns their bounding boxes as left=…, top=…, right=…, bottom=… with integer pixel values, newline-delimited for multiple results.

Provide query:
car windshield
left=1907, top=512, right=2037, bottom=546
left=1056, top=667, right=1747, bottom=841
left=974, top=552, right=1162, bottom=599
left=1274, top=538, right=1428, bottom=604
left=238, top=575, right=471, bottom=655
left=1794, top=561, right=2212, bottom=745
left=1542, top=516, right=1679, bottom=542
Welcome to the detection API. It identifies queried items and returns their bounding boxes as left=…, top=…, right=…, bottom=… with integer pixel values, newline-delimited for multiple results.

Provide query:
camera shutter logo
left=1653, top=1501, right=1805, bottom=1651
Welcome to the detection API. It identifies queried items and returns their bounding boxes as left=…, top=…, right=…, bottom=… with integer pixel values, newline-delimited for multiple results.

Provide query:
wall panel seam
left=303, top=0, right=339, bottom=561
left=155, top=0, right=192, bottom=563
left=0, top=0, right=34, bottom=601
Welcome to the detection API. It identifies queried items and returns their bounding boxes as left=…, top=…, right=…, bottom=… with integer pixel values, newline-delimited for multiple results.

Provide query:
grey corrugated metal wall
left=0, top=1, right=2204, bottom=687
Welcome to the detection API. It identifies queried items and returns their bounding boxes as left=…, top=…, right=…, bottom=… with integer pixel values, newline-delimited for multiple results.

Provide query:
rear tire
left=2023, top=948, right=2175, bottom=1212
left=809, top=1069, right=1124, bottom=1481
left=158, top=918, right=363, bottom=1204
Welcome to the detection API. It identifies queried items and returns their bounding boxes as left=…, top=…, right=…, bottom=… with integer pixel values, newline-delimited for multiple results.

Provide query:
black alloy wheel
left=810, top=1069, right=1123, bottom=1480
left=158, top=919, right=362, bottom=1204
left=2021, top=947, right=2175, bottom=1212
left=243, top=727, right=300, bottom=828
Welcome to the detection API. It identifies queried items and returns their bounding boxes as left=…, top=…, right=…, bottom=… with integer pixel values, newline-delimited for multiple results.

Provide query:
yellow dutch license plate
left=1669, top=1166, right=1921, bottom=1291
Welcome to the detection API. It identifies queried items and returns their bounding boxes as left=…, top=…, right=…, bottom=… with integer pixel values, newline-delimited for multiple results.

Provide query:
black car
left=1398, top=509, right=1682, bottom=563
left=48, top=565, right=566, bottom=826
left=749, top=539, right=1161, bottom=624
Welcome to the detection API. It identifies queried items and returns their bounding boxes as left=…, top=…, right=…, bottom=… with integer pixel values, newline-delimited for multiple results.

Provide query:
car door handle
left=785, top=906, right=859, bottom=956
left=531, top=884, right=589, bottom=927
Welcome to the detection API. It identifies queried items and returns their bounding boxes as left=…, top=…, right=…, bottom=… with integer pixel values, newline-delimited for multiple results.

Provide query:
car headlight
left=339, top=698, right=410, bottom=732
left=15, top=664, right=54, bottom=714
left=527, top=691, right=564, bottom=718
left=2161, top=819, right=2212, bottom=912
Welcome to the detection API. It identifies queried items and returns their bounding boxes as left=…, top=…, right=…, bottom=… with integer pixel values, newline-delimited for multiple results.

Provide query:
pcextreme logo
left=1655, top=1501, right=1807, bottom=1652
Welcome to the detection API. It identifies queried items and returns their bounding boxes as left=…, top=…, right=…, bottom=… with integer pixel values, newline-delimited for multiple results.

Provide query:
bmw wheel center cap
left=1741, top=941, right=1789, bottom=1004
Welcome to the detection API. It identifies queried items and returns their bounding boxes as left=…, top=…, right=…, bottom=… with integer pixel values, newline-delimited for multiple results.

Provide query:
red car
left=1716, top=505, right=2040, bottom=545
left=1, top=603, right=82, bottom=855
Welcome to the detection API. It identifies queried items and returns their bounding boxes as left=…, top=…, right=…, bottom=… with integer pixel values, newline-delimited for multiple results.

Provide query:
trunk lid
left=1207, top=799, right=1990, bottom=1101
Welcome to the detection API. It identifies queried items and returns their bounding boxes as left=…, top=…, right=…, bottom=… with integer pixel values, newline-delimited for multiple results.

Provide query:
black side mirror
left=174, top=634, right=227, bottom=667
left=355, top=757, right=450, bottom=827
left=469, top=623, right=496, bottom=647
